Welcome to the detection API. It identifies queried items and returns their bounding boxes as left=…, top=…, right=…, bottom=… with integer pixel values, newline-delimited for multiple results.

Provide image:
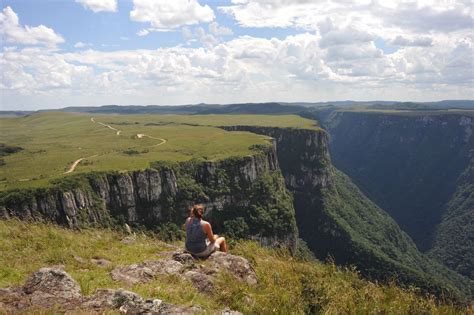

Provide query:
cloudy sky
left=0, top=0, right=473, bottom=110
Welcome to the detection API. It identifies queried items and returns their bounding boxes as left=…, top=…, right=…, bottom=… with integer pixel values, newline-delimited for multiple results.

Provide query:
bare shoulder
left=200, top=220, right=210, bottom=227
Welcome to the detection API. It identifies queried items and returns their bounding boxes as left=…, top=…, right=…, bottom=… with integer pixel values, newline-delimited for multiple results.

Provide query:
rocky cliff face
left=0, top=145, right=297, bottom=250
left=220, top=126, right=332, bottom=249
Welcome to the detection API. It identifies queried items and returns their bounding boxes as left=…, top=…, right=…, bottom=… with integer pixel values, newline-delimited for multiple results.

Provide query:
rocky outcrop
left=22, top=267, right=82, bottom=307
left=221, top=126, right=332, bottom=190
left=1, top=146, right=297, bottom=249
left=110, top=250, right=257, bottom=293
left=0, top=263, right=245, bottom=314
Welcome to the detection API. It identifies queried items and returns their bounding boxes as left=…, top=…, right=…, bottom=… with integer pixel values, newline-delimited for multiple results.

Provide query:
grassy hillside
left=429, top=156, right=474, bottom=279
left=0, top=220, right=469, bottom=314
left=0, top=112, right=317, bottom=191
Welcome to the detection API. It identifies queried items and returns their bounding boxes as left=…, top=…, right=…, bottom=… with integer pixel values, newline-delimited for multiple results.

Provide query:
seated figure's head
left=192, top=204, right=204, bottom=219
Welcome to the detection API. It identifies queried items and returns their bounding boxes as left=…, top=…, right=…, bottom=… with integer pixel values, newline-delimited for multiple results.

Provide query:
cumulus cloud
left=220, top=0, right=473, bottom=33
left=136, top=29, right=150, bottom=37
left=181, top=23, right=232, bottom=47
left=130, top=0, right=215, bottom=30
left=1, top=1, right=473, bottom=109
left=209, top=22, right=233, bottom=36
left=389, top=35, right=433, bottom=47
left=2, top=30, right=472, bottom=110
left=0, top=6, right=64, bottom=47
left=74, top=42, right=92, bottom=48
left=75, top=0, right=117, bottom=13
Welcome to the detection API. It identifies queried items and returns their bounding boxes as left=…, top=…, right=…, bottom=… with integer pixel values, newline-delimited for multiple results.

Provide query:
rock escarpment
left=0, top=145, right=297, bottom=250
left=220, top=126, right=332, bottom=251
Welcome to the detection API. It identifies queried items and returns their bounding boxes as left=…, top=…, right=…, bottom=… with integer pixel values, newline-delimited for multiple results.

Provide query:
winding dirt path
left=64, top=155, right=98, bottom=174
left=91, top=117, right=122, bottom=136
left=136, top=133, right=167, bottom=146
left=61, top=118, right=168, bottom=175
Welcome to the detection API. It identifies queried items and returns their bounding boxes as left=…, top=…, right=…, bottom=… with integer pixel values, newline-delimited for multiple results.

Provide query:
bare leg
left=214, top=236, right=227, bottom=253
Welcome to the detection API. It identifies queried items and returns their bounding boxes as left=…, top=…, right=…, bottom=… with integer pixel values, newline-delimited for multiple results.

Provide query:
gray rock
left=110, top=260, right=184, bottom=284
left=183, top=271, right=214, bottom=293
left=2, top=268, right=203, bottom=313
left=172, top=251, right=195, bottom=264
left=110, top=264, right=155, bottom=285
left=21, top=267, right=82, bottom=308
left=208, top=252, right=257, bottom=285
left=144, top=260, right=184, bottom=275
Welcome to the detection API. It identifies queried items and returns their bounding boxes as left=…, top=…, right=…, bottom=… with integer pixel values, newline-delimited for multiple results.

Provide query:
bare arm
left=203, top=222, right=217, bottom=243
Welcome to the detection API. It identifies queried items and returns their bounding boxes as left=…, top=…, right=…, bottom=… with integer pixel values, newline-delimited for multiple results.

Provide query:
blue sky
left=0, top=0, right=472, bottom=110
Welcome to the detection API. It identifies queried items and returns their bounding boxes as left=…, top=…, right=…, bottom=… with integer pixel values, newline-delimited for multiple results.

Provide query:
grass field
left=0, top=220, right=467, bottom=314
left=0, top=112, right=318, bottom=191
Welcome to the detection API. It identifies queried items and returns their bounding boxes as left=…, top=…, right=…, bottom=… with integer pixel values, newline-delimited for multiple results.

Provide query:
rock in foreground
left=110, top=250, right=257, bottom=292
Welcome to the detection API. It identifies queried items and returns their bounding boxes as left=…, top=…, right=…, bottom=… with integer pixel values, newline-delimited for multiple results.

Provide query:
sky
left=0, top=0, right=473, bottom=110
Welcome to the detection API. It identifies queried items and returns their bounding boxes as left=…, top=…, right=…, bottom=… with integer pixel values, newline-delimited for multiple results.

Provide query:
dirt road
left=64, top=155, right=97, bottom=174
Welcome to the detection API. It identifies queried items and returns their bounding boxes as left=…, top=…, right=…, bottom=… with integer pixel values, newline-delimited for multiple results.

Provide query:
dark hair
left=192, top=204, right=204, bottom=219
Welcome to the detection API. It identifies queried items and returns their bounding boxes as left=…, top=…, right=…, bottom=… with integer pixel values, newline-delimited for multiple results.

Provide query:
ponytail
left=192, top=204, right=204, bottom=219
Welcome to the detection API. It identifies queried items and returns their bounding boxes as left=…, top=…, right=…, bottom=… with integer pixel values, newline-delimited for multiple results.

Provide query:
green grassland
left=0, top=112, right=317, bottom=191
left=0, top=219, right=468, bottom=314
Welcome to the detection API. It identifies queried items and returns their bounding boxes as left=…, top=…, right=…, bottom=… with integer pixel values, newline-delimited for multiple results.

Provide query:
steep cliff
left=221, top=125, right=471, bottom=302
left=316, top=110, right=473, bottom=280
left=0, top=145, right=297, bottom=250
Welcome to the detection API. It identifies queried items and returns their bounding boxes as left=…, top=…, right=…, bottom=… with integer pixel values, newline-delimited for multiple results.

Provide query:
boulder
left=110, top=264, right=155, bottom=285
left=207, top=252, right=258, bottom=285
left=183, top=271, right=214, bottom=293
left=172, top=250, right=196, bottom=264
left=110, top=250, right=258, bottom=294
left=84, top=288, right=200, bottom=314
left=110, top=260, right=184, bottom=284
left=23, top=268, right=82, bottom=305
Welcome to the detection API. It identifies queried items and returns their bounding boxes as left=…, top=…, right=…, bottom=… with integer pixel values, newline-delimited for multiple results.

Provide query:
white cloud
left=220, top=0, right=473, bottom=33
left=75, top=0, right=117, bottom=13
left=136, top=29, right=149, bottom=37
left=130, top=0, right=215, bottom=30
left=209, top=22, right=233, bottom=36
left=74, top=42, right=92, bottom=48
left=0, top=6, right=64, bottom=47
left=2, top=29, right=472, bottom=110
left=389, top=35, right=433, bottom=47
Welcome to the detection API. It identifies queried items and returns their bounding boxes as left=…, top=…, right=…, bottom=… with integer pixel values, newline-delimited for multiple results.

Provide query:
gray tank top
left=185, top=218, right=207, bottom=253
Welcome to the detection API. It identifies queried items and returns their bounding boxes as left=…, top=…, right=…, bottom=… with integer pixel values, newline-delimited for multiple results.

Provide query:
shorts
left=192, top=241, right=219, bottom=258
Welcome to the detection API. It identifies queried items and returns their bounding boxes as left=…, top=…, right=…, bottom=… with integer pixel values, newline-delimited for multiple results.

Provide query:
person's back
left=185, top=217, right=208, bottom=253
left=184, top=204, right=228, bottom=257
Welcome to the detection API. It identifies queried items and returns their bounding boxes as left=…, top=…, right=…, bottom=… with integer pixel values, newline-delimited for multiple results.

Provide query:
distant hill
left=2, top=100, right=472, bottom=118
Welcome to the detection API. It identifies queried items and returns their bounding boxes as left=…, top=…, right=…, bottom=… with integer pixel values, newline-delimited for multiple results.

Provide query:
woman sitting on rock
left=184, top=204, right=227, bottom=257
